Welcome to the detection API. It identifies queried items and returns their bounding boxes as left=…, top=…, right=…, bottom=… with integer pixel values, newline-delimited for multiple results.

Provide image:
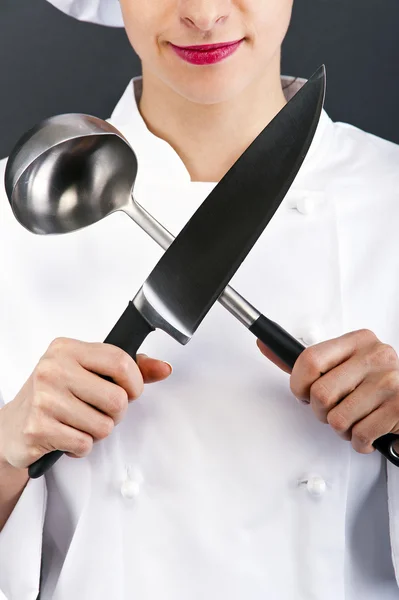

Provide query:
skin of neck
left=138, top=49, right=286, bottom=183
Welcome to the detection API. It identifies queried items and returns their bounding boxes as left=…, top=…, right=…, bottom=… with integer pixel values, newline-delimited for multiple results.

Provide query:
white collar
left=107, top=75, right=334, bottom=234
left=109, top=74, right=333, bottom=185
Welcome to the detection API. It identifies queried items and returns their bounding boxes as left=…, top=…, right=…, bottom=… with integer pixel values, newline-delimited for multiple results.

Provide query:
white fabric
left=1, top=75, right=399, bottom=599
left=46, top=0, right=124, bottom=27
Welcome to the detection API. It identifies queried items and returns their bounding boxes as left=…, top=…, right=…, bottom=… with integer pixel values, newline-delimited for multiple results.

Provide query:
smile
left=169, top=39, right=244, bottom=66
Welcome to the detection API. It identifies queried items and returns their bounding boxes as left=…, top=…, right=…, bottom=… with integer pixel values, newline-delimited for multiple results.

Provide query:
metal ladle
left=4, top=113, right=281, bottom=339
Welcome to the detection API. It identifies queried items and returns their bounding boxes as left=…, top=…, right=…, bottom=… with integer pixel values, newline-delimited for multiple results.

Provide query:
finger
left=50, top=422, right=94, bottom=458
left=25, top=417, right=94, bottom=464
left=43, top=391, right=116, bottom=441
left=256, top=340, right=291, bottom=374
left=326, top=376, right=389, bottom=439
left=65, top=364, right=129, bottom=422
left=350, top=404, right=399, bottom=454
left=290, top=329, right=378, bottom=403
left=309, top=354, right=368, bottom=423
left=46, top=338, right=143, bottom=401
left=136, top=354, right=173, bottom=383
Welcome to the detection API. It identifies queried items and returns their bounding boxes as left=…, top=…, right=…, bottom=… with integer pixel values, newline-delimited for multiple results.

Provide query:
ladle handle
left=249, top=313, right=399, bottom=467
left=28, top=302, right=155, bottom=479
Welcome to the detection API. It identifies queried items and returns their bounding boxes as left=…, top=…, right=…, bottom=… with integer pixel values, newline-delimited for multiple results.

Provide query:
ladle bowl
left=5, top=114, right=137, bottom=235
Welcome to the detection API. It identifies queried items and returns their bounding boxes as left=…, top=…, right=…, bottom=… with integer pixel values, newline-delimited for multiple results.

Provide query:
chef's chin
left=185, top=68, right=282, bottom=108
left=155, top=44, right=269, bottom=106
left=167, top=69, right=255, bottom=106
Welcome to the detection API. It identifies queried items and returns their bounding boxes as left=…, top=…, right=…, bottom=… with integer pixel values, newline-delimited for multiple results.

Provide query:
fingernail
left=163, top=361, right=173, bottom=375
left=295, top=396, right=310, bottom=405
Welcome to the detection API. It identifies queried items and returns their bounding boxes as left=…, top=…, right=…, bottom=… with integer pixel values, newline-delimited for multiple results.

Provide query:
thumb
left=256, top=339, right=292, bottom=374
left=136, top=354, right=173, bottom=384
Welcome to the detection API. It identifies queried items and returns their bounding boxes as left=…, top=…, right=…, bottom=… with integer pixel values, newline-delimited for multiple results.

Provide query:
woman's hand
left=257, top=329, right=399, bottom=454
left=0, top=337, right=172, bottom=469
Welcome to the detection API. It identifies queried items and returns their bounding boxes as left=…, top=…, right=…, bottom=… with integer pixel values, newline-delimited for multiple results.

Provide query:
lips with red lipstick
left=169, top=39, right=244, bottom=65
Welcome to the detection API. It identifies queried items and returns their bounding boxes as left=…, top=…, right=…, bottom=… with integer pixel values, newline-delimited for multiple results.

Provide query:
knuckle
left=95, top=417, right=115, bottom=440
left=327, top=411, right=350, bottom=434
left=351, top=423, right=370, bottom=448
left=22, top=419, right=43, bottom=445
left=299, top=347, right=324, bottom=374
left=379, top=370, right=399, bottom=393
left=107, top=387, right=128, bottom=417
left=370, top=343, right=398, bottom=368
left=74, top=435, right=93, bottom=457
left=34, top=360, right=57, bottom=385
left=31, top=391, right=53, bottom=413
left=110, top=348, right=132, bottom=378
left=354, top=329, right=377, bottom=345
left=30, top=391, right=46, bottom=411
left=48, top=337, right=71, bottom=356
left=31, top=390, right=54, bottom=414
left=310, top=380, right=332, bottom=408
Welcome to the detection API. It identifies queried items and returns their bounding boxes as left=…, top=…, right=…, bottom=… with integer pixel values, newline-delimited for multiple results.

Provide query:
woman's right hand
left=0, top=337, right=172, bottom=470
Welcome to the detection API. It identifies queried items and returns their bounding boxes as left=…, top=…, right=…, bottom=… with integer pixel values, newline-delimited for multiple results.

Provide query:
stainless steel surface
left=218, top=288, right=261, bottom=327
left=5, top=65, right=325, bottom=343
left=5, top=114, right=137, bottom=235
left=124, top=202, right=174, bottom=254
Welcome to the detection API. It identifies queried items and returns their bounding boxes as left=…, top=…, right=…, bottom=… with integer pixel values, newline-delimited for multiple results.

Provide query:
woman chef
left=1, top=1, right=399, bottom=598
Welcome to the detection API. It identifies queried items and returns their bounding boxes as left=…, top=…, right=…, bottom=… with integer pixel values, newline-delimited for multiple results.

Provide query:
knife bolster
left=133, top=286, right=191, bottom=345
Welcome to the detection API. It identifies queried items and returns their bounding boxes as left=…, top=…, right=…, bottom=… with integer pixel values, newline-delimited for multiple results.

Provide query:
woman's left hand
left=257, top=329, right=399, bottom=454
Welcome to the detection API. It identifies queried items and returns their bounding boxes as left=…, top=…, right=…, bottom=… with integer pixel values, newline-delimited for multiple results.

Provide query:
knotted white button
left=298, top=475, right=327, bottom=497
left=286, top=191, right=326, bottom=215
left=306, top=476, right=327, bottom=497
left=294, top=325, right=324, bottom=346
left=120, top=465, right=142, bottom=499
left=120, top=478, right=140, bottom=499
left=295, top=196, right=314, bottom=215
left=301, top=325, right=323, bottom=346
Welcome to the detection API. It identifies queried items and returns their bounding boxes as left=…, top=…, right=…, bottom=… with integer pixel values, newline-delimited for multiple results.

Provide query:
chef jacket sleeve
left=0, top=389, right=48, bottom=600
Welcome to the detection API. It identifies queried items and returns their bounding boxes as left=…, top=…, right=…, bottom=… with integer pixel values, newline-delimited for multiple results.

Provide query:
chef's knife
left=29, top=66, right=328, bottom=478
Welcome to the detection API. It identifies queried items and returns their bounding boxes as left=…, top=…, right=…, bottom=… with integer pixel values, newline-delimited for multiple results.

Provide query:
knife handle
left=28, top=302, right=154, bottom=479
left=103, top=301, right=155, bottom=360
left=249, top=313, right=399, bottom=467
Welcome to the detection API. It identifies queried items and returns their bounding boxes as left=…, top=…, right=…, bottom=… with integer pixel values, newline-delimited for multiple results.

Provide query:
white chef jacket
left=1, top=75, right=399, bottom=600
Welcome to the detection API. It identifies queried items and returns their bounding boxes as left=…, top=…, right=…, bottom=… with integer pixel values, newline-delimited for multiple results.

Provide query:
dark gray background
left=1, top=0, right=398, bottom=159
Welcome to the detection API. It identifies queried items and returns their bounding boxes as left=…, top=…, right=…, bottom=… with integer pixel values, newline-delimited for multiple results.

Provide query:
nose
left=179, top=0, right=231, bottom=32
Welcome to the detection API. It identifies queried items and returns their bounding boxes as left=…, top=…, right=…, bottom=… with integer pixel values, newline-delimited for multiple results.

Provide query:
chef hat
left=46, top=0, right=124, bottom=27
